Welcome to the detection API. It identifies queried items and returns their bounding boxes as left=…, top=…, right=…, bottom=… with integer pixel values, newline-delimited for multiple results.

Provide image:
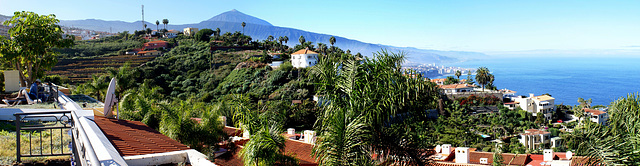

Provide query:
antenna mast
left=141, top=5, right=145, bottom=30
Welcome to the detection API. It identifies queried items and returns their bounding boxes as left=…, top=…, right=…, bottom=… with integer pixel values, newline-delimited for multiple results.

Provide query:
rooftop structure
left=428, top=145, right=588, bottom=166
left=584, top=108, right=608, bottom=125
left=291, top=48, right=318, bottom=68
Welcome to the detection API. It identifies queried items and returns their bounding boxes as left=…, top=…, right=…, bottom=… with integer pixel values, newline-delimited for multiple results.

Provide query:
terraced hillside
left=47, top=55, right=156, bottom=83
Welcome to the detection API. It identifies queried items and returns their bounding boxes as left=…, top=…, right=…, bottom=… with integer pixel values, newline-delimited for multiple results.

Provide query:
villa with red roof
left=291, top=48, right=318, bottom=68
left=583, top=108, right=608, bottom=125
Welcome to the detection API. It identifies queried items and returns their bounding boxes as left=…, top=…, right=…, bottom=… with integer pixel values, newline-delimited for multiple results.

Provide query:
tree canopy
left=0, top=11, right=74, bottom=86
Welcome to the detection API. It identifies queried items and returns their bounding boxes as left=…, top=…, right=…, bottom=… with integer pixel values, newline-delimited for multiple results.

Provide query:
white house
left=584, top=108, right=608, bottom=125
left=519, top=129, right=551, bottom=150
left=291, top=48, right=318, bottom=68
left=438, top=84, right=475, bottom=94
left=512, top=93, right=555, bottom=120
left=183, top=27, right=199, bottom=36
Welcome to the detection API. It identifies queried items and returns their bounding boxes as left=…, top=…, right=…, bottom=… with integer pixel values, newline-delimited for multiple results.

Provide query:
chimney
left=455, top=147, right=470, bottom=164
left=287, top=128, right=295, bottom=135
left=442, top=144, right=452, bottom=155
left=543, top=149, right=553, bottom=161
left=219, top=116, right=227, bottom=126
left=529, top=93, right=535, bottom=98
left=303, top=130, right=316, bottom=144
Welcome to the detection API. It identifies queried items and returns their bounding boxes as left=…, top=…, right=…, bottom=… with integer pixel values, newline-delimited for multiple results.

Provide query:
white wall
left=291, top=53, right=318, bottom=68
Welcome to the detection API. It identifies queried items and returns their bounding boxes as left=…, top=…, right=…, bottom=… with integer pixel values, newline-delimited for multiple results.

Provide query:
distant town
left=403, top=63, right=476, bottom=78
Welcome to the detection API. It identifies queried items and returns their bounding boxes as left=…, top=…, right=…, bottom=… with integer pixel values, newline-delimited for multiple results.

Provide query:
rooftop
left=439, top=84, right=475, bottom=89
left=532, top=95, right=554, bottom=101
left=584, top=108, right=606, bottom=116
left=292, top=49, right=318, bottom=55
left=522, top=129, right=550, bottom=135
left=94, top=116, right=190, bottom=156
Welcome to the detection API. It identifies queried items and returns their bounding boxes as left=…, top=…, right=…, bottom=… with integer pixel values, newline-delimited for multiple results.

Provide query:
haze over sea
left=444, top=56, right=640, bottom=106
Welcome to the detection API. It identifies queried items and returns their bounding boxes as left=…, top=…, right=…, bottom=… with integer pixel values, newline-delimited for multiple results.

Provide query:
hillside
left=0, top=10, right=487, bottom=64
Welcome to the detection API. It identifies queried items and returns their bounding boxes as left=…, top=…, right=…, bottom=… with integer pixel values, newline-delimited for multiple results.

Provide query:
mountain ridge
left=0, top=10, right=487, bottom=64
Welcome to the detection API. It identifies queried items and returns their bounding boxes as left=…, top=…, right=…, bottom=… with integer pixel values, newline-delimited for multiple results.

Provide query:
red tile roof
left=214, top=147, right=244, bottom=166
left=584, top=108, right=606, bottom=116
left=468, top=151, right=529, bottom=165
left=223, top=126, right=243, bottom=137
left=292, top=49, right=318, bottom=55
left=438, top=84, right=475, bottom=89
left=214, top=140, right=318, bottom=166
left=94, top=116, right=190, bottom=156
left=285, top=140, right=317, bottom=166
left=522, top=129, right=550, bottom=135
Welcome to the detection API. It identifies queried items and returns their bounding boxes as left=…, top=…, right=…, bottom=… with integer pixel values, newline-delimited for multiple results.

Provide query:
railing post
left=15, top=114, right=21, bottom=163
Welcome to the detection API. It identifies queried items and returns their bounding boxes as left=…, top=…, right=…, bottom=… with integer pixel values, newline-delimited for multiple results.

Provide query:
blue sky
left=1, top=0, right=639, bottom=52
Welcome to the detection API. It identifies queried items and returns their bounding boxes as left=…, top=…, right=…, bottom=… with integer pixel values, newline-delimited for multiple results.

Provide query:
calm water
left=444, top=56, right=640, bottom=106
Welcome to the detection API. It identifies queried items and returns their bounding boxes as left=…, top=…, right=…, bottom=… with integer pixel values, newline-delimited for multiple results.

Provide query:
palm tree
left=299, top=36, right=305, bottom=46
left=578, top=94, right=640, bottom=165
left=310, top=49, right=439, bottom=165
left=162, top=19, right=168, bottom=30
left=267, top=35, right=274, bottom=42
left=455, top=70, right=462, bottom=80
left=215, top=28, right=221, bottom=38
left=240, top=125, right=298, bottom=166
left=283, top=36, right=288, bottom=45
left=329, top=36, right=336, bottom=46
left=155, top=20, right=159, bottom=32
left=475, top=67, right=490, bottom=91
left=241, top=22, right=246, bottom=35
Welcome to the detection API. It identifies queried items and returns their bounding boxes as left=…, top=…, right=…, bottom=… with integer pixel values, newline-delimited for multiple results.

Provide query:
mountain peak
left=204, top=9, right=272, bottom=26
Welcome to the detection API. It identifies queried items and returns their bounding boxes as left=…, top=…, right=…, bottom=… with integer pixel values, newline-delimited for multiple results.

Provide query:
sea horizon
left=441, top=56, right=640, bottom=106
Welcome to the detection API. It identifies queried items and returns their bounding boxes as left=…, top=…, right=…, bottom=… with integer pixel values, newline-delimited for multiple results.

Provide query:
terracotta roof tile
left=292, top=49, right=318, bottom=55
left=285, top=140, right=317, bottom=166
left=469, top=151, right=529, bottom=165
left=584, top=108, right=606, bottom=116
left=439, top=84, right=475, bottom=89
left=223, top=126, right=243, bottom=137
left=94, top=116, right=190, bottom=156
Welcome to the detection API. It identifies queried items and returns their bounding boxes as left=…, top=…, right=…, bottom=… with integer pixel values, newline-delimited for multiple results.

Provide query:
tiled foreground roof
left=94, top=116, right=190, bottom=156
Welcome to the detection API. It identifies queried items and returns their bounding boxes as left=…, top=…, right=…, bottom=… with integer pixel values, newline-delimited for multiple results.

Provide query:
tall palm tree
left=241, top=22, right=246, bottom=35
left=329, top=36, right=336, bottom=46
left=215, top=28, right=221, bottom=38
left=283, top=36, right=288, bottom=45
left=299, top=36, right=305, bottom=46
left=155, top=20, right=159, bottom=33
left=267, top=35, right=274, bottom=42
left=162, top=19, right=168, bottom=30
left=455, top=70, right=462, bottom=80
left=475, top=67, right=490, bottom=91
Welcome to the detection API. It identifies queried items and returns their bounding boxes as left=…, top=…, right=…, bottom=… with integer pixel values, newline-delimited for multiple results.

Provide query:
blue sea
left=443, top=56, right=640, bottom=106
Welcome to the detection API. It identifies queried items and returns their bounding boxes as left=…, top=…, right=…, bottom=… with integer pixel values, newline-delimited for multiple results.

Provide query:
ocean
left=443, top=56, right=640, bottom=106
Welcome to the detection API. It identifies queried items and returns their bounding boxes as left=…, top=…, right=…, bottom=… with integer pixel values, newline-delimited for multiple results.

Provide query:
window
left=309, top=62, right=312, bottom=65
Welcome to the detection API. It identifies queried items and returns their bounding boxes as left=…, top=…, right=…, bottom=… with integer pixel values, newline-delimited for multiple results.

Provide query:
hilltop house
left=183, top=27, right=199, bottom=36
left=438, top=84, right=476, bottom=94
left=144, top=40, right=168, bottom=50
left=584, top=108, right=608, bottom=125
left=511, top=94, right=556, bottom=120
left=520, top=129, right=553, bottom=150
left=291, top=48, right=318, bottom=68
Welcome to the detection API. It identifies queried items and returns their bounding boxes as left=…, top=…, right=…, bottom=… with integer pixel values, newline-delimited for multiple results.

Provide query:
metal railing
left=14, top=110, right=73, bottom=163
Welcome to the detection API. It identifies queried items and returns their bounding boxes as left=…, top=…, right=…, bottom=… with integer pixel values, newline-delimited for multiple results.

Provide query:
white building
left=438, top=84, right=475, bottom=94
left=183, top=27, right=199, bottom=36
left=512, top=93, right=556, bottom=120
left=519, top=129, right=551, bottom=150
left=291, top=48, right=318, bottom=68
left=584, top=108, right=608, bottom=125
